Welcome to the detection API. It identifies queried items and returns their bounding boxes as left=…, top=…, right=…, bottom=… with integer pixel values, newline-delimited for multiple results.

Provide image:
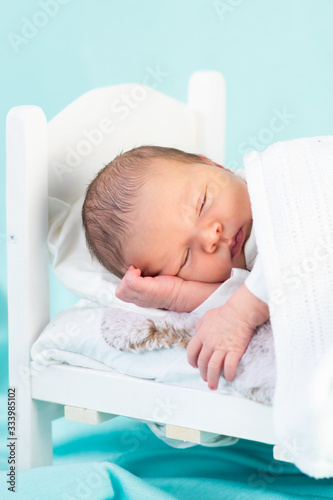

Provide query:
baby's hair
left=82, top=145, right=211, bottom=278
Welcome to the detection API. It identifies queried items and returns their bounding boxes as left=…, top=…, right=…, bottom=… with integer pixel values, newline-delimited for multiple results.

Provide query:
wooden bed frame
left=6, top=71, right=285, bottom=470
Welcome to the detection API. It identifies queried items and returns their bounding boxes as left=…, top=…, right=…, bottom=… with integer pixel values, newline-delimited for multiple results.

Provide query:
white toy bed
left=7, top=71, right=283, bottom=471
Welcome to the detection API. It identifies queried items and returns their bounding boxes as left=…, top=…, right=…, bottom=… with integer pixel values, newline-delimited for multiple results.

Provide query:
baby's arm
left=187, top=283, right=270, bottom=388
left=115, top=266, right=221, bottom=312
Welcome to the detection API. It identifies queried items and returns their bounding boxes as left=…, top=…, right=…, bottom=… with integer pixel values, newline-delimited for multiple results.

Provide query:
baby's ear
left=199, top=155, right=233, bottom=174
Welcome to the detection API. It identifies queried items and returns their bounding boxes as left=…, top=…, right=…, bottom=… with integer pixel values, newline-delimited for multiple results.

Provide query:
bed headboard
left=47, top=72, right=225, bottom=206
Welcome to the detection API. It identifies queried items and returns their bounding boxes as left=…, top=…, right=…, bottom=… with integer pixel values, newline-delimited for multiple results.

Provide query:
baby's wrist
left=222, top=284, right=269, bottom=328
left=245, top=288, right=269, bottom=327
left=164, top=277, right=185, bottom=311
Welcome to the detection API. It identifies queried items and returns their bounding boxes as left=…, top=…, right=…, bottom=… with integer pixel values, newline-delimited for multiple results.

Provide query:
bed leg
left=17, top=399, right=60, bottom=469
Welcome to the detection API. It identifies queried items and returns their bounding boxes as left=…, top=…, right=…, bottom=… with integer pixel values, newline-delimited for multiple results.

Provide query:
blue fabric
left=1, top=416, right=333, bottom=499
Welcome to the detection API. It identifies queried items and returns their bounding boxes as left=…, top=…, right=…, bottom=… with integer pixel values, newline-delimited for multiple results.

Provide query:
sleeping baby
left=81, top=146, right=270, bottom=390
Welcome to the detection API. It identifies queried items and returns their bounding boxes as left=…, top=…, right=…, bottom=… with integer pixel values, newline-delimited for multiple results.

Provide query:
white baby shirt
left=234, top=169, right=268, bottom=304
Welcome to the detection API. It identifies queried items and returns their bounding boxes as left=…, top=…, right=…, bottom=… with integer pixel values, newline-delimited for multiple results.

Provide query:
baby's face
left=123, top=159, right=253, bottom=283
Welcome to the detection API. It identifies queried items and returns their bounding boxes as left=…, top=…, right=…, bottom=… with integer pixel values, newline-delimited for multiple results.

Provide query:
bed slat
left=64, top=406, right=117, bottom=425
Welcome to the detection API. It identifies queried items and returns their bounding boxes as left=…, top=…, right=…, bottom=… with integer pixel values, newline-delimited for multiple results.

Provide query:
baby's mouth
left=230, top=227, right=245, bottom=258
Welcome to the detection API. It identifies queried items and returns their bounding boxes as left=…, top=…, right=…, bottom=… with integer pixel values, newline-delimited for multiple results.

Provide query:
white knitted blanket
left=243, top=136, right=333, bottom=478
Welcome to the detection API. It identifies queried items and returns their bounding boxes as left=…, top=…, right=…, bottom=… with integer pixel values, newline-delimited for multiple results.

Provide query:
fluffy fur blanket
left=101, top=306, right=275, bottom=405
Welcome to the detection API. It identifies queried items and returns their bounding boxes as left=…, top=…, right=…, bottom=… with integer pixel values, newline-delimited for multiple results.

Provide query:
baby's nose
left=203, top=222, right=225, bottom=252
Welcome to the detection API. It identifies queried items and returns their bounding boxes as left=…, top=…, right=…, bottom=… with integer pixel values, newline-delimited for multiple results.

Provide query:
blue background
left=1, top=0, right=333, bottom=497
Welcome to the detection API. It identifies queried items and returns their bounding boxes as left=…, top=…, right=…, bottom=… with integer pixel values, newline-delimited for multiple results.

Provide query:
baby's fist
left=115, top=266, right=184, bottom=310
left=115, top=266, right=146, bottom=304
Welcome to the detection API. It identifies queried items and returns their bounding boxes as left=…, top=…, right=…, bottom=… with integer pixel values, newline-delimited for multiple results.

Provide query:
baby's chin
left=232, top=249, right=247, bottom=271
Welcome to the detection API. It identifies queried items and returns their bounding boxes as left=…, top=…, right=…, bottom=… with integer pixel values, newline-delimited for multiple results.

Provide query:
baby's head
left=82, top=146, right=211, bottom=278
left=82, top=145, right=252, bottom=282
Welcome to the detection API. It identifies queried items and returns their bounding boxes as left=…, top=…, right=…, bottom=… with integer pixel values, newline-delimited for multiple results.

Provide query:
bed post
left=187, top=70, right=226, bottom=165
left=6, top=106, right=59, bottom=469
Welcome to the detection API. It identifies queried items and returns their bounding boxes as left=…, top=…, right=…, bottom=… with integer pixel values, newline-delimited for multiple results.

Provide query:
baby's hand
left=187, top=284, right=269, bottom=389
left=115, top=266, right=184, bottom=310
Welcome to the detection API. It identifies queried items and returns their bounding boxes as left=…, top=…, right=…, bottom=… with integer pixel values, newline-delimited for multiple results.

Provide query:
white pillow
left=48, top=195, right=120, bottom=305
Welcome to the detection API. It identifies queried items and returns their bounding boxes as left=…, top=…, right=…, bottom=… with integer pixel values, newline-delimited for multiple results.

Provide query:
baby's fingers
left=206, top=350, right=225, bottom=390
left=124, top=266, right=145, bottom=288
left=126, top=265, right=141, bottom=279
left=197, top=345, right=214, bottom=383
left=115, top=266, right=142, bottom=300
left=223, top=351, right=241, bottom=382
left=187, top=335, right=202, bottom=368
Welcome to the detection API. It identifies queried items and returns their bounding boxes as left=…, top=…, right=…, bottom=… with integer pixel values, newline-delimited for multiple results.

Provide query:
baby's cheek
left=188, top=255, right=232, bottom=283
left=211, top=252, right=232, bottom=278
